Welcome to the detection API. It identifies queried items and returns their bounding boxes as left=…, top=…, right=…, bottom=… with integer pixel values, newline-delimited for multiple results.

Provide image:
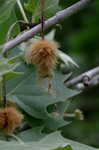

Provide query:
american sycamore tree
left=0, top=0, right=98, bottom=150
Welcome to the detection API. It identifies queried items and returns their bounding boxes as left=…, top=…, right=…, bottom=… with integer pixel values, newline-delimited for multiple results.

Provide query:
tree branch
left=3, top=0, right=93, bottom=54
left=65, top=66, right=99, bottom=90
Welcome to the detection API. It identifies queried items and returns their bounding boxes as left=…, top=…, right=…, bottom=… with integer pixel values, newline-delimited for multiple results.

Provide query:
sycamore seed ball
left=25, top=40, right=59, bottom=80
left=0, top=107, right=23, bottom=135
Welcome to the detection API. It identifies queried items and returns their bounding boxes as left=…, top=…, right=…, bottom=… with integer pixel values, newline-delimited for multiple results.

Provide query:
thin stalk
left=40, top=0, right=45, bottom=40
left=0, top=78, right=2, bottom=103
left=6, top=20, right=27, bottom=42
left=9, top=134, right=24, bottom=144
left=48, top=78, right=52, bottom=93
left=2, top=76, right=7, bottom=108
left=2, top=44, right=8, bottom=107
left=17, top=0, right=28, bottom=23
left=3, top=1, right=28, bottom=107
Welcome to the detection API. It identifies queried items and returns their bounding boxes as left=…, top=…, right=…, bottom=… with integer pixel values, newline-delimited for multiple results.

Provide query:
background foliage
left=56, top=0, right=99, bottom=148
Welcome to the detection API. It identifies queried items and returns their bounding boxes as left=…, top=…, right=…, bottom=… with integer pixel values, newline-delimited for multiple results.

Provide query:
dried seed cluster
left=0, top=107, right=23, bottom=134
left=25, top=40, right=58, bottom=80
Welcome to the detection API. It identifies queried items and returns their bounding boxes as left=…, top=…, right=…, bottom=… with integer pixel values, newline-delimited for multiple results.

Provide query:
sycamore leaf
left=0, top=0, right=17, bottom=24
left=0, top=132, right=72, bottom=150
left=57, top=50, right=79, bottom=68
left=18, top=131, right=99, bottom=150
left=18, top=126, right=45, bottom=142
left=0, top=58, right=20, bottom=76
left=0, top=131, right=98, bottom=150
left=0, top=10, right=20, bottom=44
left=7, top=62, right=80, bottom=130
left=5, top=72, right=23, bottom=81
left=64, top=137, right=98, bottom=150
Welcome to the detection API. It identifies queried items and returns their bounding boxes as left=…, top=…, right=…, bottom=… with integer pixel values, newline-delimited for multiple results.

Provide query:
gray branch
left=65, top=66, right=99, bottom=90
left=3, top=0, right=93, bottom=53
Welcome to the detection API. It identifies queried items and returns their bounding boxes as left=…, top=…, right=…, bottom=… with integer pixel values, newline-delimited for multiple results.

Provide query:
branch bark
left=3, top=0, right=93, bottom=53
left=65, top=66, right=99, bottom=90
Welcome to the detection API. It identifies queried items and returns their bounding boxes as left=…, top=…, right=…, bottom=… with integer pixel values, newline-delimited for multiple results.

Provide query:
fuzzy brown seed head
left=25, top=40, right=58, bottom=80
left=0, top=107, right=23, bottom=134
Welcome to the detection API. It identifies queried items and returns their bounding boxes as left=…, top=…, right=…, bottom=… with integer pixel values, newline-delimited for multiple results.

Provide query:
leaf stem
left=9, top=134, right=24, bottom=144
left=17, top=0, right=28, bottom=23
left=0, top=78, right=2, bottom=103
left=40, top=0, right=45, bottom=40
left=6, top=20, right=27, bottom=42
left=2, top=76, right=7, bottom=108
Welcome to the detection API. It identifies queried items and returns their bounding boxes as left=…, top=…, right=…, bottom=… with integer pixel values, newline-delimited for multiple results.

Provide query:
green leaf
left=0, top=132, right=71, bottom=150
left=0, top=76, right=2, bottom=82
left=57, top=50, right=79, bottom=68
left=54, top=145, right=73, bottom=150
left=5, top=72, right=23, bottom=81
left=24, top=0, right=38, bottom=13
left=0, top=10, right=20, bottom=44
left=0, top=131, right=98, bottom=150
left=45, top=30, right=56, bottom=40
left=0, top=0, right=17, bottom=24
left=18, top=126, right=45, bottom=142
left=64, top=137, right=98, bottom=150
left=0, top=57, right=22, bottom=81
left=7, top=62, right=80, bottom=130
left=8, top=54, right=22, bottom=64
left=24, top=0, right=61, bottom=21
left=37, top=132, right=71, bottom=150
left=0, top=58, right=20, bottom=76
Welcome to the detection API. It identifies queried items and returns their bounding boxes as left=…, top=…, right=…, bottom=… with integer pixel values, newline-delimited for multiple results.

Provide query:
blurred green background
left=56, top=0, right=99, bottom=148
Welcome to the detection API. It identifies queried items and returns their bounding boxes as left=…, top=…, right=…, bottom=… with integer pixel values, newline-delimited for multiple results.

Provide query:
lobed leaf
left=0, top=132, right=72, bottom=150
left=7, top=62, right=80, bottom=130
left=0, top=131, right=98, bottom=150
